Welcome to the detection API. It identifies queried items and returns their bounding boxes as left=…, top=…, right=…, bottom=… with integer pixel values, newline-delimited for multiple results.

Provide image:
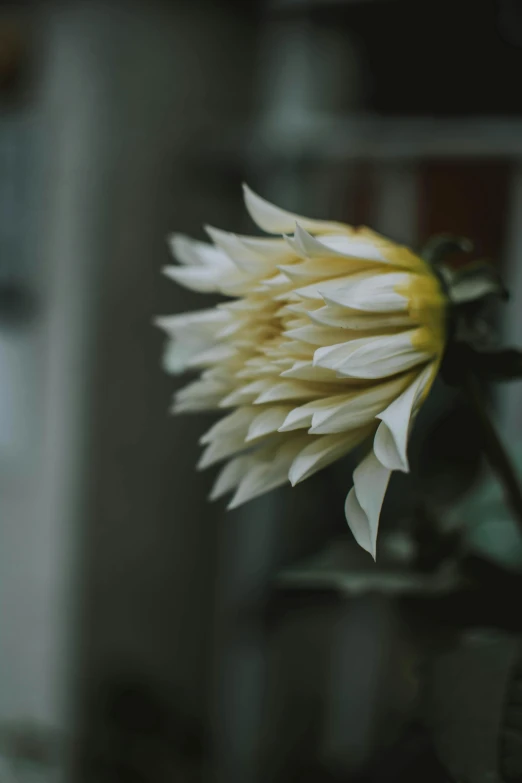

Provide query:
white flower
left=156, top=186, right=446, bottom=558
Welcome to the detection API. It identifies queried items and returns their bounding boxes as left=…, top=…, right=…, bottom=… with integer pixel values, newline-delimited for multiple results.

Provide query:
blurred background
left=2, top=1, right=522, bottom=781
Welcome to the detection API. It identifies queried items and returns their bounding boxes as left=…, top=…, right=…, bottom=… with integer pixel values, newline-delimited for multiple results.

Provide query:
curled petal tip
left=152, top=315, right=166, bottom=329
left=204, top=224, right=233, bottom=244
left=203, top=224, right=219, bottom=240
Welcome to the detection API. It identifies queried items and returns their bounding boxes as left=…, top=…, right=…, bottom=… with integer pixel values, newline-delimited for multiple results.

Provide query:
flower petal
left=238, top=235, right=294, bottom=262
left=279, top=257, right=370, bottom=282
left=308, top=304, right=412, bottom=331
left=173, top=376, right=232, bottom=412
left=220, top=379, right=272, bottom=407
left=210, top=454, right=257, bottom=500
left=288, top=224, right=395, bottom=267
left=283, top=324, right=353, bottom=346
left=319, top=234, right=389, bottom=260
left=205, top=225, right=275, bottom=275
left=162, top=264, right=223, bottom=293
left=200, top=407, right=257, bottom=445
left=344, top=490, right=373, bottom=555
left=185, top=343, right=238, bottom=369
left=161, top=338, right=210, bottom=375
left=154, top=309, right=230, bottom=336
left=373, top=362, right=435, bottom=471
left=246, top=405, right=294, bottom=442
left=309, top=374, right=411, bottom=435
left=227, top=436, right=309, bottom=509
left=278, top=395, right=352, bottom=433
left=280, top=360, right=338, bottom=382
left=323, top=272, right=411, bottom=313
left=198, top=428, right=252, bottom=469
left=168, top=234, right=229, bottom=267
left=313, top=330, right=431, bottom=379
left=292, top=271, right=373, bottom=301
left=285, top=223, right=351, bottom=259
left=289, top=428, right=371, bottom=486
left=242, top=184, right=349, bottom=235
left=254, top=380, right=345, bottom=405
left=345, top=450, right=392, bottom=559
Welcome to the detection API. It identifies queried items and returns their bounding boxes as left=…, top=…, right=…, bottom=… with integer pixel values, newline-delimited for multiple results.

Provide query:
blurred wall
left=69, top=1, right=260, bottom=777
left=2, top=2, right=522, bottom=782
left=3, top=1, right=259, bottom=779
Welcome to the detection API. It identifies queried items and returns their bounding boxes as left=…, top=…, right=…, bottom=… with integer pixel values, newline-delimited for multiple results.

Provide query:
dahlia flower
left=156, top=186, right=446, bottom=557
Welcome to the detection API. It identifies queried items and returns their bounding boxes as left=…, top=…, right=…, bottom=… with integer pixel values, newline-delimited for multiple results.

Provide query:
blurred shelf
left=204, top=115, right=522, bottom=164
left=274, top=538, right=460, bottom=598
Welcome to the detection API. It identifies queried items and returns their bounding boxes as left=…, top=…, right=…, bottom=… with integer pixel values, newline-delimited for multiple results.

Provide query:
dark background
left=1, top=1, right=522, bottom=781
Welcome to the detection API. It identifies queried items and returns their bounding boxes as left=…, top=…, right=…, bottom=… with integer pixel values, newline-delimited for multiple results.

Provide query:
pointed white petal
left=278, top=403, right=316, bottom=432
left=238, top=235, right=295, bottom=262
left=279, top=252, right=381, bottom=282
left=227, top=462, right=283, bottom=508
left=309, top=375, right=410, bottom=435
left=289, top=224, right=397, bottom=268
left=198, top=428, right=251, bottom=469
left=218, top=274, right=258, bottom=296
left=288, top=428, right=370, bottom=486
left=278, top=396, right=347, bottom=433
left=319, top=234, right=389, bottom=261
left=283, top=325, right=349, bottom=346
left=154, top=309, right=230, bottom=336
left=344, top=489, right=374, bottom=555
left=373, top=362, right=434, bottom=471
left=156, top=310, right=234, bottom=374
left=168, top=234, right=229, bottom=267
left=282, top=300, right=324, bottom=318
left=245, top=406, right=294, bottom=442
left=161, top=338, right=214, bottom=375
left=293, top=271, right=372, bottom=301
left=254, top=381, right=316, bottom=405
left=270, top=340, right=314, bottom=360
left=200, top=407, right=257, bottom=445
left=313, top=330, right=430, bottom=379
left=261, top=271, right=293, bottom=289
left=219, top=297, right=272, bottom=314
left=254, top=380, right=344, bottom=405
left=227, top=437, right=308, bottom=509
left=322, top=233, right=425, bottom=272
left=289, top=223, right=350, bottom=259
left=323, top=272, right=411, bottom=313
left=204, top=225, right=274, bottom=275
left=210, top=454, right=256, bottom=500
left=185, top=344, right=237, bottom=369
left=345, top=450, right=392, bottom=559
left=220, top=379, right=272, bottom=407
left=173, top=377, right=231, bottom=412
left=242, top=184, right=349, bottom=235
left=308, top=304, right=412, bottom=331
left=162, top=265, right=221, bottom=293
left=280, top=360, right=338, bottom=382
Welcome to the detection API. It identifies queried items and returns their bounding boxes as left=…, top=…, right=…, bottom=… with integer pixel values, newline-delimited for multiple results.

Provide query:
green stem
left=462, top=369, right=522, bottom=534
